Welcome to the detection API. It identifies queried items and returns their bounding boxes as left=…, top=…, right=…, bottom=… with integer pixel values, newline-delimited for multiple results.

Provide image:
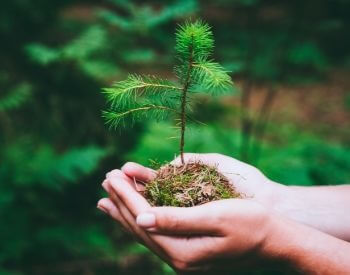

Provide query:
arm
left=163, top=153, right=350, bottom=241
left=274, top=185, right=350, bottom=241
left=98, top=171, right=350, bottom=274
left=267, top=213, right=350, bottom=275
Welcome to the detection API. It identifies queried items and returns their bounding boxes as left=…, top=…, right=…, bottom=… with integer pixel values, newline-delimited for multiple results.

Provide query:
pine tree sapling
left=102, top=20, right=241, bottom=206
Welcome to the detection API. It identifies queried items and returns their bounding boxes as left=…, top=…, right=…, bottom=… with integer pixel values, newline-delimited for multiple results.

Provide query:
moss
left=143, top=162, right=242, bottom=207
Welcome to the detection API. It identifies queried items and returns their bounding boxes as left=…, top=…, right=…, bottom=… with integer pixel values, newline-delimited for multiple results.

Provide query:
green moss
left=144, top=162, right=241, bottom=207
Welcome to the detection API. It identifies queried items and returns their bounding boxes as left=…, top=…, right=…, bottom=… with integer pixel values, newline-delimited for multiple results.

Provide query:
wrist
left=261, top=213, right=350, bottom=274
left=258, top=213, right=292, bottom=269
left=266, top=182, right=308, bottom=224
left=260, top=213, right=314, bottom=273
left=269, top=185, right=329, bottom=235
left=260, top=180, right=291, bottom=214
left=272, top=185, right=350, bottom=241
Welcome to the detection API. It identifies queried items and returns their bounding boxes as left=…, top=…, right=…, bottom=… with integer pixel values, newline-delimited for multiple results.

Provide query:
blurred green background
left=1, top=0, right=349, bottom=274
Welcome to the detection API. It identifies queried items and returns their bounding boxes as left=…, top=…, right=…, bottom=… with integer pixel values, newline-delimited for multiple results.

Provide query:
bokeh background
left=1, top=0, right=350, bottom=274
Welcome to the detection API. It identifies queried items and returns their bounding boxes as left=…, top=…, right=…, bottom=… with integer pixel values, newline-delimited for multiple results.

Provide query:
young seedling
left=102, top=20, right=241, bottom=206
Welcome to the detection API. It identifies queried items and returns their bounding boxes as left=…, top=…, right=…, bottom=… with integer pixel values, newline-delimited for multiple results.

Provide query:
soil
left=143, top=162, right=242, bottom=207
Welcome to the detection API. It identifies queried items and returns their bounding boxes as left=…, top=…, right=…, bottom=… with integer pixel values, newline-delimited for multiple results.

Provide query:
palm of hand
left=171, top=153, right=282, bottom=208
left=99, top=153, right=281, bottom=273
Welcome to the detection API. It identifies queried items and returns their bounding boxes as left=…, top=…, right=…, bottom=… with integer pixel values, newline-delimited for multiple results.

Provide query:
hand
left=104, top=153, right=287, bottom=209
left=168, top=153, right=288, bottom=209
left=98, top=153, right=350, bottom=273
left=131, top=153, right=350, bottom=241
left=98, top=169, right=277, bottom=273
left=98, top=154, right=350, bottom=274
left=97, top=152, right=290, bottom=272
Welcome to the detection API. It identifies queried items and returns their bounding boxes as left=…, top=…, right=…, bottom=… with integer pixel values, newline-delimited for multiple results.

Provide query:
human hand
left=98, top=153, right=350, bottom=273
left=98, top=169, right=278, bottom=273
left=163, top=154, right=350, bottom=241
left=105, top=153, right=287, bottom=212
left=168, top=153, right=288, bottom=209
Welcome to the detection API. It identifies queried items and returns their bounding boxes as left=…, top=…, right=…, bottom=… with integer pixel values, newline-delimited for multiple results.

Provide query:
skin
left=97, top=153, right=350, bottom=274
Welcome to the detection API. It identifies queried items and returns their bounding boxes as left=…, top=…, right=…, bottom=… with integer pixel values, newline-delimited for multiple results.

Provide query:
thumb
left=136, top=203, right=224, bottom=235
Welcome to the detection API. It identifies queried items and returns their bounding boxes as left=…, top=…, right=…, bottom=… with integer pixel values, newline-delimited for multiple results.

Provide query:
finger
left=148, top=232, right=225, bottom=270
left=104, top=176, right=159, bottom=246
left=136, top=201, right=225, bottom=235
left=97, top=197, right=119, bottom=218
left=105, top=182, right=149, bottom=246
left=107, top=172, right=224, bottom=263
left=109, top=177, right=151, bottom=217
left=104, top=174, right=149, bottom=238
left=108, top=190, right=169, bottom=261
left=102, top=172, right=130, bottom=195
left=111, top=188, right=227, bottom=269
left=106, top=169, right=145, bottom=191
left=101, top=175, right=158, bottom=249
left=114, top=194, right=224, bottom=267
left=121, top=162, right=156, bottom=182
left=106, top=177, right=172, bottom=258
left=97, top=198, right=133, bottom=234
left=106, top=169, right=130, bottom=181
left=102, top=176, right=144, bottom=237
left=102, top=179, right=111, bottom=192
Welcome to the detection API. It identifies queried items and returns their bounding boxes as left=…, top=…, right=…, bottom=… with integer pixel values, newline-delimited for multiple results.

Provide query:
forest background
left=1, top=0, right=350, bottom=274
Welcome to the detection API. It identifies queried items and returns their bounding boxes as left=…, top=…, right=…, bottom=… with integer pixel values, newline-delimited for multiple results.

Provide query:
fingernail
left=102, top=180, right=109, bottom=191
left=136, top=213, right=156, bottom=228
left=97, top=205, right=109, bottom=214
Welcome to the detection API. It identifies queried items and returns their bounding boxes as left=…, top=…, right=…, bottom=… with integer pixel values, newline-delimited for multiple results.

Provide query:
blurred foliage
left=0, top=0, right=349, bottom=274
left=0, top=83, right=31, bottom=112
left=26, top=25, right=117, bottom=79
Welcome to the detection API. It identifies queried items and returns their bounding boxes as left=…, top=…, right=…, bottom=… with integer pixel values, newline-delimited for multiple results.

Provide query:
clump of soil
left=143, top=162, right=241, bottom=207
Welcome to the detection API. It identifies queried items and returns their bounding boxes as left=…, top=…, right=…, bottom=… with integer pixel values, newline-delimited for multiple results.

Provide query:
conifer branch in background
left=102, top=20, right=233, bottom=163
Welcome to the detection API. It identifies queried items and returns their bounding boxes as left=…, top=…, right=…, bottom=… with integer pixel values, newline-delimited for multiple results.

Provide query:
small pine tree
left=102, top=20, right=233, bottom=164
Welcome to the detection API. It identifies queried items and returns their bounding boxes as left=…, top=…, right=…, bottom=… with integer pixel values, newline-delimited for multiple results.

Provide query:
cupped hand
left=111, top=153, right=287, bottom=209
left=97, top=153, right=350, bottom=274
left=169, top=153, right=287, bottom=208
left=97, top=156, right=282, bottom=273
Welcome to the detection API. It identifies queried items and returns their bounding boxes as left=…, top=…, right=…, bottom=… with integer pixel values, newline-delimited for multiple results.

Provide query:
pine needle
left=101, top=19, right=234, bottom=156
